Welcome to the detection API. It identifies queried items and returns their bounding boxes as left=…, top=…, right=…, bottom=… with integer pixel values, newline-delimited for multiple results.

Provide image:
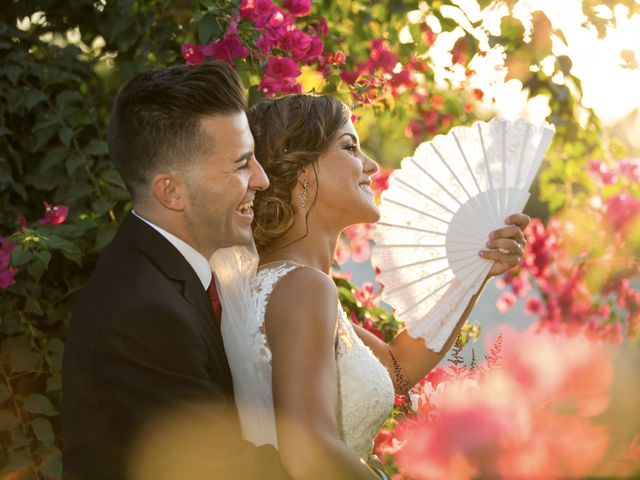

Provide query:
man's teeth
left=238, top=201, right=253, bottom=212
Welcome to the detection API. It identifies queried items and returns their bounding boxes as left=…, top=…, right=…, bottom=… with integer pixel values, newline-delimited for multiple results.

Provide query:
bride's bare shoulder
left=264, top=266, right=338, bottom=338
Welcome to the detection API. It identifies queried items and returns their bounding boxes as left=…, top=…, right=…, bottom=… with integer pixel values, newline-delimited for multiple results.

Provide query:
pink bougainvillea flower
left=332, top=50, right=346, bottom=65
left=371, top=168, right=392, bottom=197
left=258, top=57, right=302, bottom=96
left=524, top=296, right=544, bottom=316
left=366, top=39, right=398, bottom=73
left=496, top=291, right=517, bottom=313
left=603, top=192, right=640, bottom=231
left=0, top=237, right=18, bottom=289
left=181, top=44, right=205, bottom=65
left=618, top=158, right=640, bottom=181
left=38, top=202, right=69, bottom=226
left=339, top=69, right=361, bottom=85
left=283, top=0, right=312, bottom=17
left=350, top=239, right=371, bottom=263
left=210, top=34, right=250, bottom=64
left=354, top=282, right=380, bottom=309
left=278, top=25, right=313, bottom=61
left=333, top=236, right=350, bottom=265
left=240, top=0, right=276, bottom=23
left=588, top=159, right=617, bottom=185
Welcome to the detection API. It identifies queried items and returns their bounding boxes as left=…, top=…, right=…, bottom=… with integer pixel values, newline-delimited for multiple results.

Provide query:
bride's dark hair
left=247, top=94, right=351, bottom=252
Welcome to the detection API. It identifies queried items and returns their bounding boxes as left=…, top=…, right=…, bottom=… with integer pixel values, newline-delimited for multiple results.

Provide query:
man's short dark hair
left=107, top=61, right=247, bottom=201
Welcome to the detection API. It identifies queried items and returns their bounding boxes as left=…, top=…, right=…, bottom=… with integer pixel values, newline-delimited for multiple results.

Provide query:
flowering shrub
left=497, top=157, right=640, bottom=342
left=375, top=327, right=639, bottom=479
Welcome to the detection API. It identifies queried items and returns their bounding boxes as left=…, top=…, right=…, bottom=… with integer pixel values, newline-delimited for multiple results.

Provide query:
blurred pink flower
left=283, top=0, right=312, bottom=17
left=524, top=296, right=544, bottom=316
left=603, top=192, right=640, bottom=230
left=38, top=202, right=69, bottom=226
left=333, top=237, right=350, bottom=265
left=588, top=159, right=617, bottom=185
left=354, top=282, right=380, bottom=308
left=350, top=239, right=371, bottom=263
left=496, top=292, right=517, bottom=313
left=278, top=26, right=313, bottom=60
left=0, top=237, right=18, bottom=289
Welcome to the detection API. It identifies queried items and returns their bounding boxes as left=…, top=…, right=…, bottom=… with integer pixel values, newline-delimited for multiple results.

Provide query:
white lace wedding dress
left=251, top=261, right=395, bottom=458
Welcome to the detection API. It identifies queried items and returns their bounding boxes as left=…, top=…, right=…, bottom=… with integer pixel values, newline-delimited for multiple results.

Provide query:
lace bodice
left=251, top=262, right=395, bottom=458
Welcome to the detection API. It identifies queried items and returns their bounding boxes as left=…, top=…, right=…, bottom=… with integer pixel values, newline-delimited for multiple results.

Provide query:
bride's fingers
left=486, top=238, right=522, bottom=254
left=490, top=225, right=526, bottom=246
left=505, top=213, right=530, bottom=230
left=479, top=249, right=521, bottom=269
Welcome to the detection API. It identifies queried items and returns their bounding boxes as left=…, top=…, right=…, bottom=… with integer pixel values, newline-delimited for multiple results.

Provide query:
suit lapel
left=118, top=213, right=234, bottom=394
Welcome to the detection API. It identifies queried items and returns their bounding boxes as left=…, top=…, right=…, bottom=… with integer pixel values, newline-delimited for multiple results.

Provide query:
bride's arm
left=265, top=267, right=381, bottom=480
left=355, top=214, right=529, bottom=388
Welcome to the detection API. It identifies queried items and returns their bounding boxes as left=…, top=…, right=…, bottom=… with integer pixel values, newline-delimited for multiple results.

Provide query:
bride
left=212, top=94, right=528, bottom=479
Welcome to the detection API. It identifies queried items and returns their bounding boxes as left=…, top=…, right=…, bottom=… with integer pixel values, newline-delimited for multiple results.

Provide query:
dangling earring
left=300, top=180, right=308, bottom=208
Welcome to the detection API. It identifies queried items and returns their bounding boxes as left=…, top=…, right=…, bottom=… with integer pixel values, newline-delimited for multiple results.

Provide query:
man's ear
left=150, top=172, right=186, bottom=212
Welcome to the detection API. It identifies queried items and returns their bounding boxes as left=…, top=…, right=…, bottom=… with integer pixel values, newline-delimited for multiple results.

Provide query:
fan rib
left=374, top=243, right=446, bottom=249
left=377, top=222, right=445, bottom=236
left=477, top=123, right=495, bottom=191
left=377, top=256, right=448, bottom=273
left=382, top=197, right=450, bottom=225
left=394, top=177, right=456, bottom=215
left=430, top=142, right=473, bottom=200
left=408, top=158, right=462, bottom=207
left=452, top=131, right=482, bottom=196
left=396, top=278, right=453, bottom=318
left=384, top=265, right=450, bottom=296
left=514, top=124, right=531, bottom=188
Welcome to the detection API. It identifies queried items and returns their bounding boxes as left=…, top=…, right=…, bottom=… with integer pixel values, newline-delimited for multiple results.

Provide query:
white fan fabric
left=372, top=117, right=554, bottom=352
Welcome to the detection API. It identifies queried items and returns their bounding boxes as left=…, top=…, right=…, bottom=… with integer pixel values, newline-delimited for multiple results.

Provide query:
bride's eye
left=343, top=144, right=358, bottom=155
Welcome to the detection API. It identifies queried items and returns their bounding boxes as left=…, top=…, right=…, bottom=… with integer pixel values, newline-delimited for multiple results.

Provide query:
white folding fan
left=371, top=117, right=555, bottom=352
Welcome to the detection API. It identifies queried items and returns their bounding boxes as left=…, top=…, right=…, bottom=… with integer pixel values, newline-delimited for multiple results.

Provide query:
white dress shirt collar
left=132, top=210, right=212, bottom=290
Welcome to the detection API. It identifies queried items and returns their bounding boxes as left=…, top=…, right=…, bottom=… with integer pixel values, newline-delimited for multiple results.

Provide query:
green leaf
left=55, top=90, right=83, bottom=109
left=59, top=126, right=75, bottom=148
left=38, top=146, right=68, bottom=173
left=95, top=222, right=118, bottom=250
left=66, top=154, right=84, bottom=176
left=85, top=139, right=108, bottom=156
left=9, top=428, right=30, bottom=450
left=0, top=383, right=11, bottom=404
left=0, top=126, right=11, bottom=136
left=26, top=89, right=47, bottom=110
left=4, top=65, right=21, bottom=85
left=198, top=15, right=224, bottom=44
left=0, top=409, right=21, bottom=431
left=11, top=244, right=33, bottom=267
left=19, top=394, right=58, bottom=416
left=24, top=296, right=44, bottom=315
left=1, top=336, right=41, bottom=373
left=46, top=376, right=62, bottom=393
left=40, top=455, right=63, bottom=478
left=31, top=417, right=55, bottom=446
left=67, top=181, right=94, bottom=202
left=36, top=250, right=52, bottom=269
left=102, top=168, right=127, bottom=189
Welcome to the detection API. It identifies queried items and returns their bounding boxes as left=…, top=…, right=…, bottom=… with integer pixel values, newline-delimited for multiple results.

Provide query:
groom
left=61, top=62, right=293, bottom=480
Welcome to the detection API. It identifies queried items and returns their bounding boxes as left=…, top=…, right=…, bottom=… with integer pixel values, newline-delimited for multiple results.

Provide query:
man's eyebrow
left=235, top=151, right=254, bottom=163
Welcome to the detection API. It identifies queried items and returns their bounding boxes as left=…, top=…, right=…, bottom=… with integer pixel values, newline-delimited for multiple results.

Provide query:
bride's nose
left=362, top=153, right=379, bottom=176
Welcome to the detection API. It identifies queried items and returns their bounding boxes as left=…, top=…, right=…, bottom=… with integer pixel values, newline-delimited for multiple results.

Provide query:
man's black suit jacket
left=62, top=213, right=291, bottom=480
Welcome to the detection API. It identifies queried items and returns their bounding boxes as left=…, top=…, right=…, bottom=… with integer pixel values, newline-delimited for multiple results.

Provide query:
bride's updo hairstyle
left=247, top=94, right=351, bottom=252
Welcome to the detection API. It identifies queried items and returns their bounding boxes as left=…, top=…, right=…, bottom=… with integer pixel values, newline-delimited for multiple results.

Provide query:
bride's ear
left=150, top=172, right=186, bottom=212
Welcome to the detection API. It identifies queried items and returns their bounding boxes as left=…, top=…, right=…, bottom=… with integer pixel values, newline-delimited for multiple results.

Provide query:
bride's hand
left=480, top=213, right=530, bottom=278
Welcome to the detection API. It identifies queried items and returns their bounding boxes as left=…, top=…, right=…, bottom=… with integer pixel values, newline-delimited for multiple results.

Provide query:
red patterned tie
left=207, top=275, right=222, bottom=329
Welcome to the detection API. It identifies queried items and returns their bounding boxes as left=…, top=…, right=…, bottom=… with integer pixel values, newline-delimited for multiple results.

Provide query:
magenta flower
left=496, top=291, right=517, bottom=313
left=210, top=33, right=250, bottom=64
left=0, top=237, right=18, bottom=289
left=354, top=282, right=380, bottom=308
left=181, top=44, right=205, bottom=65
left=258, top=57, right=302, bottom=96
left=603, top=192, right=640, bottom=231
left=525, top=296, right=544, bottom=316
left=278, top=26, right=313, bottom=61
left=283, top=0, right=312, bottom=17
left=38, top=202, right=69, bottom=226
